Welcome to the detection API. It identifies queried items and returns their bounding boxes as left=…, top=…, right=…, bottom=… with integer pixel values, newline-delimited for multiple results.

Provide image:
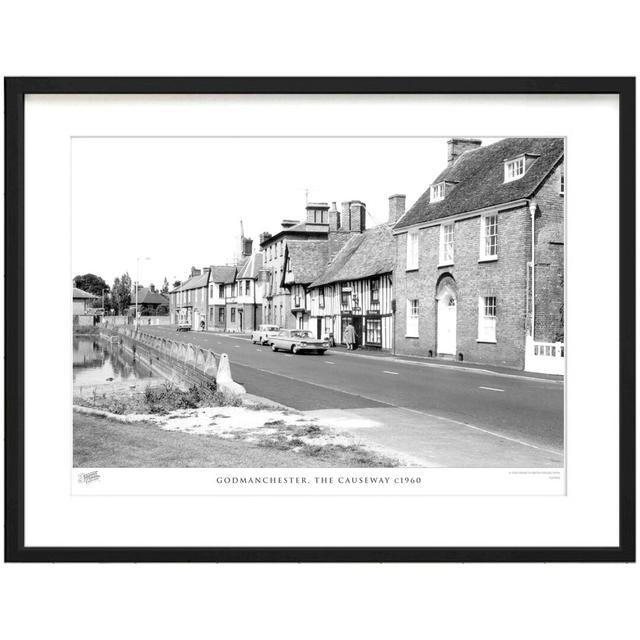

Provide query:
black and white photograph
left=72, top=134, right=565, bottom=472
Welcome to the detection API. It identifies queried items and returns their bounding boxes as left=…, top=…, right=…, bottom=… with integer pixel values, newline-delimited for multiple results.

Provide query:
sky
left=71, top=136, right=499, bottom=288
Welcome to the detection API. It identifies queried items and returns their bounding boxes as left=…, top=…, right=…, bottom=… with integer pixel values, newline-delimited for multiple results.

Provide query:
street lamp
left=136, top=256, right=151, bottom=326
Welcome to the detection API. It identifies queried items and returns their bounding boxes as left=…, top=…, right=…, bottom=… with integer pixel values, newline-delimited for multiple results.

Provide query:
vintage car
left=270, top=329, right=330, bottom=355
left=251, top=324, right=280, bottom=345
left=176, top=322, right=192, bottom=332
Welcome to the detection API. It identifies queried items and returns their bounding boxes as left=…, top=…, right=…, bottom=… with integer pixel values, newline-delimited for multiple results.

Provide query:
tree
left=111, top=272, right=132, bottom=315
left=161, top=277, right=170, bottom=294
left=73, top=273, right=108, bottom=296
left=73, top=273, right=111, bottom=311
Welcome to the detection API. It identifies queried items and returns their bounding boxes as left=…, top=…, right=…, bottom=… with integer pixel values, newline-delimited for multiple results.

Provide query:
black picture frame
left=4, top=77, right=635, bottom=563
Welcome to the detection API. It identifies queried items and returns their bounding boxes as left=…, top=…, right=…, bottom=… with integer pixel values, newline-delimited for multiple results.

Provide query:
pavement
left=140, top=326, right=565, bottom=467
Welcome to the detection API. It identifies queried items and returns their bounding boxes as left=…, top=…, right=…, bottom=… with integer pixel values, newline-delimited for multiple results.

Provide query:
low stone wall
left=116, top=326, right=244, bottom=397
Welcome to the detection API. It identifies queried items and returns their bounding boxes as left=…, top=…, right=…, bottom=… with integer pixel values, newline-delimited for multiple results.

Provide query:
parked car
left=251, top=324, right=280, bottom=345
left=177, top=322, right=191, bottom=332
left=270, top=329, right=330, bottom=355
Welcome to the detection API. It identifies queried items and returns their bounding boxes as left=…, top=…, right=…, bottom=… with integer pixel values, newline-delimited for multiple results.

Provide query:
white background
left=1, top=2, right=638, bottom=639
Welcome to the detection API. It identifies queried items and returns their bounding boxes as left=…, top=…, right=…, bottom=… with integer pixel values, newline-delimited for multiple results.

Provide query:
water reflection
left=73, top=336, right=153, bottom=387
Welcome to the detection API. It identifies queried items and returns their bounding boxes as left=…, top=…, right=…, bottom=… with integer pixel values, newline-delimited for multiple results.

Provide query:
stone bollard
left=203, top=351, right=218, bottom=378
left=216, top=353, right=246, bottom=398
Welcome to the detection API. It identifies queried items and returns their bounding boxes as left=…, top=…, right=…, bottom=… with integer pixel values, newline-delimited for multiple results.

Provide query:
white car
left=270, top=329, right=330, bottom=355
left=251, top=324, right=280, bottom=345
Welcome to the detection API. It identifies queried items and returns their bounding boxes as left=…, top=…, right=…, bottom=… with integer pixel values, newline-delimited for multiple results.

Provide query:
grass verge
left=74, top=413, right=398, bottom=468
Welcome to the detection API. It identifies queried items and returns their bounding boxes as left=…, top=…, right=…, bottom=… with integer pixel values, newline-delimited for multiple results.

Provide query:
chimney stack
left=341, top=202, right=351, bottom=229
left=259, top=231, right=272, bottom=246
left=328, top=201, right=340, bottom=231
left=388, top=194, right=406, bottom=225
left=447, top=138, right=482, bottom=166
left=190, top=266, right=201, bottom=277
left=349, top=201, right=366, bottom=233
left=242, top=237, right=253, bottom=257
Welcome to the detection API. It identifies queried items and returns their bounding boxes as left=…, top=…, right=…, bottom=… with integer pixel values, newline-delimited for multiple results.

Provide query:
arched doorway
left=436, top=276, right=457, bottom=356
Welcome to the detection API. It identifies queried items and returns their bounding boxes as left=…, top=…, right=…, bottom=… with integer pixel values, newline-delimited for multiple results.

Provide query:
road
left=143, top=326, right=564, bottom=454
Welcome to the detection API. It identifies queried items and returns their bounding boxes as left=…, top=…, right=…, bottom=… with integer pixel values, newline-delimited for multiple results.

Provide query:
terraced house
left=393, top=137, right=565, bottom=373
left=232, top=246, right=264, bottom=332
left=207, top=265, right=237, bottom=331
left=259, top=203, right=330, bottom=329
left=307, top=199, right=397, bottom=349
left=169, top=266, right=210, bottom=330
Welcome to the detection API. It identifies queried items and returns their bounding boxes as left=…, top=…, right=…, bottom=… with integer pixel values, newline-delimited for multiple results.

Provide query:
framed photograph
left=4, top=77, right=635, bottom=562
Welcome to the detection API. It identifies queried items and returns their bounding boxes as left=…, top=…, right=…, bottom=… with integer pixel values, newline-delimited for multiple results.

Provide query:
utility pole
left=136, top=256, right=150, bottom=327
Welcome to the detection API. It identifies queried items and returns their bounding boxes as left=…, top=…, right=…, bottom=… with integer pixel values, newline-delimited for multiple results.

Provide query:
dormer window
left=430, top=182, right=446, bottom=202
left=504, top=156, right=526, bottom=182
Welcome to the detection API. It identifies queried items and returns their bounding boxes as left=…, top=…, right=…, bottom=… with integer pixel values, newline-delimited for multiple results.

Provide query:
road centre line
left=479, top=386, right=504, bottom=392
left=153, top=331, right=560, bottom=385
left=324, top=361, right=335, bottom=365
left=383, top=370, right=399, bottom=375
left=150, top=329, right=560, bottom=388
left=229, top=361, right=563, bottom=457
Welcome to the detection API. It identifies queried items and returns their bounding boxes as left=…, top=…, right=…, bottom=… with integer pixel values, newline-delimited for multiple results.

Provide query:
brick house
left=207, top=265, right=237, bottom=331
left=307, top=200, right=395, bottom=349
left=233, top=250, right=264, bottom=332
left=259, top=204, right=330, bottom=329
left=169, top=266, right=210, bottom=330
left=392, top=137, right=564, bottom=372
left=72, top=286, right=97, bottom=315
left=225, top=235, right=255, bottom=332
left=129, top=285, right=170, bottom=316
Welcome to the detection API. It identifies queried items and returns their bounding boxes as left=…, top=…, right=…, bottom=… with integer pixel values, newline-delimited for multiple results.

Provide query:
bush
left=143, top=381, right=221, bottom=414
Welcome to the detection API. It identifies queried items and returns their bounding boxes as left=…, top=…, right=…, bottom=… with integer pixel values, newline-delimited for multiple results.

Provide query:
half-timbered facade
left=259, top=204, right=330, bottom=330
left=309, top=219, right=395, bottom=349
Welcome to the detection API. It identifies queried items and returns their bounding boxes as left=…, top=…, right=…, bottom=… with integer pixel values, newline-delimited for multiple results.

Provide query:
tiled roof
left=171, top=270, right=210, bottom=292
left=72, top=287, right=97, bottom=299
left=237, top=253, right=263, bottom=280
left=260, top=222, right=329, bottom=246
left=133, top=288, right=170, bottom=305
left=311, top=225, right=394, bottom=287
left=209, top=265, right=237, bottom=284
left=394, top=137, right=564, bottom=230
left=286, top=240, right=329, bottom=285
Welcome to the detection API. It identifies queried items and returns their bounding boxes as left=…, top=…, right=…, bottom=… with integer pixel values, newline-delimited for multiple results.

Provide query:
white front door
left=437, top=291, right=457, bottom=355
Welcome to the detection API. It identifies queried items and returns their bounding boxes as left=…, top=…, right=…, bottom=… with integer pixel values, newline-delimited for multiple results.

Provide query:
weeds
left=254, top=422, right=400, bottom=467
left=75, top=380, right=243, bottom=415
